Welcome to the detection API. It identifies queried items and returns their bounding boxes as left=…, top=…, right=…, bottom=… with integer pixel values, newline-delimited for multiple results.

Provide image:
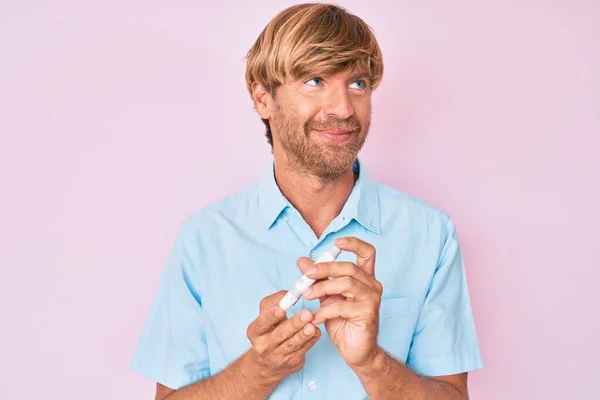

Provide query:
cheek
left=278, top=96, right=315, bottom=119
left=292, top=96, right=322, bottom=120
left=351, top=96, right=370, bottom=113
left=352, top=98, right=371, bottom=125
left=299, top=110, right=321, bottom=127
left=274, top=107, right=309, bottom=136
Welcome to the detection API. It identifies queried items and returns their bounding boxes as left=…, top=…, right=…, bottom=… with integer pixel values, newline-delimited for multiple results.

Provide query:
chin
left=313, top=154, right=355, bottom=179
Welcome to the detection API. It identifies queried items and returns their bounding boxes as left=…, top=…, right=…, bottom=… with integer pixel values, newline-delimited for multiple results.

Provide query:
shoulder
left=375, top=180, right=451, bottom=225
left=177, top=181, right=261, bottom=238
left=372, top=180, right=459, bottom=249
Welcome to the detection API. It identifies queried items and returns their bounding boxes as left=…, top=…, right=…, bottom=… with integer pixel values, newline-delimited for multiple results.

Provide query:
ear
left=251, top=81, right=274, bottom=120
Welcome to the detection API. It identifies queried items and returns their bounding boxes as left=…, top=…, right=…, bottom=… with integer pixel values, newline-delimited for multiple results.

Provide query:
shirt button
left=310, top=250, right=319, bottom=258
left=308, top=380, right=317, bottom=390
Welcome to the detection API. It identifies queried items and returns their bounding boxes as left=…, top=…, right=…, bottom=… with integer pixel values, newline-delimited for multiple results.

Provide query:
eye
left=305, top=78, right=323, bottom=86
left=349, top=80, right=366, bottom=89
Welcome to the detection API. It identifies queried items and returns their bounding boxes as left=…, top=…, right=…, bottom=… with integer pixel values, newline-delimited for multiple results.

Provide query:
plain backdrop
left=1, top=1, right=599, bottom=399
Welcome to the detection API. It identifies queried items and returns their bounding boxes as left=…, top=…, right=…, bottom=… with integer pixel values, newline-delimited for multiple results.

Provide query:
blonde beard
left=271, top=103, right=368, bottom=181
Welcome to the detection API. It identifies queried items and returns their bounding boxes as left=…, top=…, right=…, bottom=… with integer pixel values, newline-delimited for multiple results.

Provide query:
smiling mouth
left=314, top=129, right=354, bottom=143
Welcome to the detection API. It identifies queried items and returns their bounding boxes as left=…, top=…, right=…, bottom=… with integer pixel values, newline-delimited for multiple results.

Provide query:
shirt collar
left=257, top=160, right=292, bottom=229
left=257, top=158, right=381, bottom=234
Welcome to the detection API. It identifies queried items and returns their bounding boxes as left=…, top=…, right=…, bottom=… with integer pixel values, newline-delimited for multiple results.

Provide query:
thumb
left=296, top=257, right=315, bottom=274
left=297, top=257, right=331, bottom=303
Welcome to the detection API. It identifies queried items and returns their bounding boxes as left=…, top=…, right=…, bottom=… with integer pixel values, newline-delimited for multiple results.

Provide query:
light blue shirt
left=131, top=159, right=483, bottom=398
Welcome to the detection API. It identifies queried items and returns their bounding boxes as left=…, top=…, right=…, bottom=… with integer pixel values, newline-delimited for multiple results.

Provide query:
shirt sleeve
left=130, top=221, right=211, bottom=389
left=406, top=214, right=484, bottom=376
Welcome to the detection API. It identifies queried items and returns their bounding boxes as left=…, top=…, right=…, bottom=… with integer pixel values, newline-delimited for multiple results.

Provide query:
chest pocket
left=377, top=297, right=415, bottom=362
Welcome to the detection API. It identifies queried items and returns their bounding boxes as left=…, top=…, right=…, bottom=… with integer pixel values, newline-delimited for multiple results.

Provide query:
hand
left=297, top=237, right=383, bottom=368
left=245, top=290, right=321, bottom=383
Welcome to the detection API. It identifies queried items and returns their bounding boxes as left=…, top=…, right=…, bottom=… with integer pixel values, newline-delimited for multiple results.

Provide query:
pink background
left=1, top=1, right=598, bottom=398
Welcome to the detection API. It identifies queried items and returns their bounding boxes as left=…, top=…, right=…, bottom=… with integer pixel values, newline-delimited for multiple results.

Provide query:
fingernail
left=304, top=324, right=314, bottom=335
left=307, top=267, right=317, bottom=277
left=336, top=238, right=347, bottom=245
left=303, top=287, right=312, bottom=297
left=301, top=311, right=312, bottom=322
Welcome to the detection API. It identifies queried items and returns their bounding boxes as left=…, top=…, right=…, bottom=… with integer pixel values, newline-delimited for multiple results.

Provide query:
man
left=131, top=3, right=483, bottom=399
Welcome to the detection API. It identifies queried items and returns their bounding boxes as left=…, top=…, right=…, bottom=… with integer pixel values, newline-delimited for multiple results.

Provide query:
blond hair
left=245, top=3, right=384, bottom=145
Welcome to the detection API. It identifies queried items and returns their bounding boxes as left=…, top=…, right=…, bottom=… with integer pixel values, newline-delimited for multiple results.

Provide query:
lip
left=315, top=129, right=353, bottom=144
left=316, top=129, right=350, bottom=135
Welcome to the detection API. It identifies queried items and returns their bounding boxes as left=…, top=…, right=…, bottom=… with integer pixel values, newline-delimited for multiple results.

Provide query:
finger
left=297, top=257, right=316, bottom=275
left=277, top=322, right=321, bottom=354
left=303, top=276, right=373, bottom=301
left=282, top=328, right=321, bottom=370
left=269, top=309, right=314, bottom=346
left=250, top=291, right=288, bottom=336
left=259, top=290, right=288, bottom=312
left=250, top=305, right=287, bottom=337
left=313, top=300, right=371, bottom=325
left=297, top=257, right=330, bottom=284
left=304, top=261, right=372, bottom=286
left=297, top=257, right=330, bottom=302
left=335, top=237, right=376, bottom=275
left=320, top=294, right=345, bottom=308
left=293, top=325, right=321, bottom=354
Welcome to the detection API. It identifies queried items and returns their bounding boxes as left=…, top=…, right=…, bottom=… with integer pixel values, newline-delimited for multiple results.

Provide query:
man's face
left=269, top=69, right=372, bottom=180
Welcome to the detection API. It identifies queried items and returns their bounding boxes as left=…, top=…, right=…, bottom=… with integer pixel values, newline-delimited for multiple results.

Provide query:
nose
left=323, top=86, right=354, bottom=120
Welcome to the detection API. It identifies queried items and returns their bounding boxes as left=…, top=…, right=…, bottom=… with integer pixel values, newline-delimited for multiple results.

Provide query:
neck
left=272, top=153, right=357, bottom=238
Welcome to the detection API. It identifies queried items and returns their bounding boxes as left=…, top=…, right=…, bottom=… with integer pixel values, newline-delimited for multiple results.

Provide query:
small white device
left=278, top=245, right=342, bottom=311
